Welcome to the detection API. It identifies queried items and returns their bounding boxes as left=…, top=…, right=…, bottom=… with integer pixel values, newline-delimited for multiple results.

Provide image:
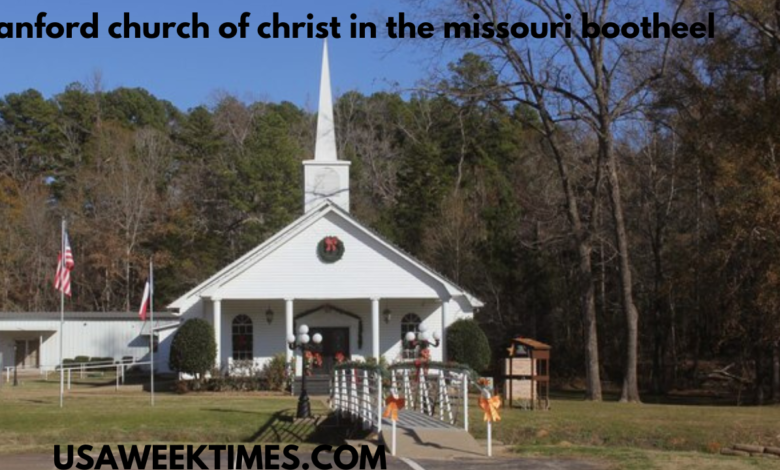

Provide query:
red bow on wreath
left=324, top=236, right=340, bottom=252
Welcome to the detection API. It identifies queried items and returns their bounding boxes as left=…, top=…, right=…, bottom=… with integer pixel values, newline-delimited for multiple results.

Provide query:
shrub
left=446, top=319, right=491, bottom=373
left=169, top=318, right=216, bottom=378
left=174, top=376, right=270, bottom=393
left=262, top=353, right=290, bottom=392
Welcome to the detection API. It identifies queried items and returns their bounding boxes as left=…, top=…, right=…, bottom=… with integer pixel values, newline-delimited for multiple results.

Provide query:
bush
left=169, top=318, right=217, bottom=378
left=262, top=353, right=291, bottom=392
left=446, top=319, right=491, bottom=373
left=174, top=376, right=270, bottom=393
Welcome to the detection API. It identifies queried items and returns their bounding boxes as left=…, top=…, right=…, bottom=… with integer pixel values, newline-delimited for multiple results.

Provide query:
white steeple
left=303, top=40, right=351, bottom=213
left=314, top=39, right=337, bottom=162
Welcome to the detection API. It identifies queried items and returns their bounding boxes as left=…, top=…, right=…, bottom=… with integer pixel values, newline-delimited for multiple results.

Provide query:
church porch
left=207, top=297, right=450, bottom=377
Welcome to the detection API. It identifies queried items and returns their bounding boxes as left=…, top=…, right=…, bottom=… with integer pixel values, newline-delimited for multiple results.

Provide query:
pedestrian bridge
left=329, top=363, right=496, bottom=459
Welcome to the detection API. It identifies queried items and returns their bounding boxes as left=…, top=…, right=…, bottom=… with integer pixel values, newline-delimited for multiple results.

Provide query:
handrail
left=4, top=356, right=147, bottom=385
left=329, top=361, right=499, bottom=458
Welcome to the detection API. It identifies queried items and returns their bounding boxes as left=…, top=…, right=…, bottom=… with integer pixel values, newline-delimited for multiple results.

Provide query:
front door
left=309, top=327, right=350, bottom=376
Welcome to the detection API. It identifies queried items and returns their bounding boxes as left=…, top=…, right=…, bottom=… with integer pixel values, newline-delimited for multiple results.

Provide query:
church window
left=232, top=315, right=253, bottom=361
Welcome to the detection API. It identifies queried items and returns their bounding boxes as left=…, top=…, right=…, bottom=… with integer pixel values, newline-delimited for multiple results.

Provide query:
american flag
left=54, top=231, right=74, bottom=297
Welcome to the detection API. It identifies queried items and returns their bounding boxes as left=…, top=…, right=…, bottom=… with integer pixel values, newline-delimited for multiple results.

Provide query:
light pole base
left=296, top=390, right=311, bottom=419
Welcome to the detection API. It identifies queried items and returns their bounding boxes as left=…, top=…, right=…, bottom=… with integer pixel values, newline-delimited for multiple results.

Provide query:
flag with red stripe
left=139, top=279, right=151, bottom=321
left=54, top=231, right=74, bottom=297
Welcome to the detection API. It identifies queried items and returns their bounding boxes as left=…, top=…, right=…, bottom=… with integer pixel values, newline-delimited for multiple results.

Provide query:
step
left=292, top=376, right=331, bottom=396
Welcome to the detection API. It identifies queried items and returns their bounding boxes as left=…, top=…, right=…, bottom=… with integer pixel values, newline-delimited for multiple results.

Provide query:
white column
left=441, top=299, right=448, bottom=361
left=371, top=298, right=380, bottom=359
left=285, top=298, right=294, bottom=365
left=213, top=298, right=222, bottom=370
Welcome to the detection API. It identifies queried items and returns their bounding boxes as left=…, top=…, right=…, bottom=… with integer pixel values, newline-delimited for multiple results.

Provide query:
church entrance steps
left=293, top=375, right=330, bottom=395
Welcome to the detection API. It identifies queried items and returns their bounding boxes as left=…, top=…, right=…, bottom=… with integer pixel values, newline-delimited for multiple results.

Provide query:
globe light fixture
left=286, top=324, right=323, bottom=419
left=403, top=325, right=441, bottom=348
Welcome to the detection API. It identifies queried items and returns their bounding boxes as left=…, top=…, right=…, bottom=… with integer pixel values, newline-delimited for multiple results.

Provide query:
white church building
left=0, top=43, right=482, bottom=379
left=167, top=42, right=483, bottom=377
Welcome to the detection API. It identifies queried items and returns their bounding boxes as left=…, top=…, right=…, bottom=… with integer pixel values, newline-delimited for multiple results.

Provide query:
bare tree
left=412, top=0, right=681, bottom=401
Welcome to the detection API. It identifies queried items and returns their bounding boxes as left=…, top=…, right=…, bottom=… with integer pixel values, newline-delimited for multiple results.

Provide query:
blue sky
left=0, top=1, right=442, bottom=111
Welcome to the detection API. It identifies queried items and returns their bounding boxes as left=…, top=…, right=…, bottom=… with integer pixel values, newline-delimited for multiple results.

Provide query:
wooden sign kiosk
left=504, top=337, right=551, bottom=410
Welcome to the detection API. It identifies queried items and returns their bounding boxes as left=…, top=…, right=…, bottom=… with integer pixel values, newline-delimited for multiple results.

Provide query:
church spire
left=314, top=39, right=337, bottom=162
left=303, top=40, right=351, bottom=213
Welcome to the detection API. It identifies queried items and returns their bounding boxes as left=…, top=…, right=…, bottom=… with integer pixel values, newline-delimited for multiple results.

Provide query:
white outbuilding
left=0, top=311, right=179, bottom=375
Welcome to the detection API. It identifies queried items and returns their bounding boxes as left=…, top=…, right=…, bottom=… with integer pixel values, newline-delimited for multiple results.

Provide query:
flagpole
left=59, top=218, right=65, bottom=409
left=150, top=257, right=155, bottom=407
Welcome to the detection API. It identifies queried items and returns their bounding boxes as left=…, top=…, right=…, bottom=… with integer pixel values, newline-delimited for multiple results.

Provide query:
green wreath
left=317, top=236, right=345, bottom=263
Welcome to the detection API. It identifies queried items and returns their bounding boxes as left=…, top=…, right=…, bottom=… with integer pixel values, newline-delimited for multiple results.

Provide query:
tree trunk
left=578, top=237, right=602, bottom=401
left=755, top=348, right=765, bottom=406
left=555, top=156, right=602, bottom=401
left=605, top=147, right=642, bottom=403
left=772, top=341, right=780, bottom=404
left=651, top=235, right=665, bottom=395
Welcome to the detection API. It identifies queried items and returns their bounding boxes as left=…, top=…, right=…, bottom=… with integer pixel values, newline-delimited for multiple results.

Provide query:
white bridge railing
left=329, top=362, right=491, bottom=433
left=389, top=365, right=472, bottom=430
left=330, top=366, right=384, bottom=432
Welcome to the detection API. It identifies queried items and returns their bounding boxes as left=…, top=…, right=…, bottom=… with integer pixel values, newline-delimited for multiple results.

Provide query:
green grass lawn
left=2, top=377, right=779, bottom=469
left=471, top=396, right=780, bottom=452
left=465, top=392, right=780, bottom=469
left=0, top=377, right=329, bottom=454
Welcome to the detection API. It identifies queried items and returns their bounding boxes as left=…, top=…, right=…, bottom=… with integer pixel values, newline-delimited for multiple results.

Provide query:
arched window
left=401, top=313, right=422, bottom=360
left=232, top=315, right=253, bottom=361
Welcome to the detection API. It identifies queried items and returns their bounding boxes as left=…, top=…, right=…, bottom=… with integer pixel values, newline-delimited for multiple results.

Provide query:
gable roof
left=168, top=201, right=483, bottom=311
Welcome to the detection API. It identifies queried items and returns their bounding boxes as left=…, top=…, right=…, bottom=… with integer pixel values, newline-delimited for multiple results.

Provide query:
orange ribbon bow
left=383, top=396, right=405, bottom=422
left=479, top=395, right=502, bottom=422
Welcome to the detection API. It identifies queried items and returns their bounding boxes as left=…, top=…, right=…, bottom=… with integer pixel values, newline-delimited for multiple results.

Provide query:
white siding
left=212, top=213, right=447, bottom=300
left=0, top=319, right=178, bottom=373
